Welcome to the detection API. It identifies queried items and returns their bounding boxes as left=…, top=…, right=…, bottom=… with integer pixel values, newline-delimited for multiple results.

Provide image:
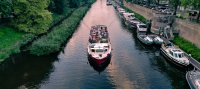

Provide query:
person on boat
left=146, top=19, right=152, bottom=35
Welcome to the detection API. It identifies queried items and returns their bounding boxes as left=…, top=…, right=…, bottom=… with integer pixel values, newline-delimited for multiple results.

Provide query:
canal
left=0, top=0, right=190, bottom=89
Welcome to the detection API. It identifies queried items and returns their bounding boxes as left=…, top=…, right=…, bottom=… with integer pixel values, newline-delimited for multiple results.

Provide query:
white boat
left=128, top=17, right=141, bottom=29
left=149, top=35, right=164, bottom=45
left=106, top=0, right=112, bottom=5
left=186, top=70, right=200, bottom=89
left=88, top=25, right=112, bottom=65
left=160, top=42, right=190, bottom=67
left=122, top=12, right=135, bottom=21
left=136, top=23, right=153, bottom=45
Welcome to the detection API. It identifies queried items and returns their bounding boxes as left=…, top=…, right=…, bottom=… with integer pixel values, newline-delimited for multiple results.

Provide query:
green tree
left=191, top=0, right=200, bottom=22
left=69, top=0, right=80, bottom=8
left=12, top=0, right=52, bottom=34
left=169, top=0, right=181, bottom=15
left=0, top=0, right=12, bottom=18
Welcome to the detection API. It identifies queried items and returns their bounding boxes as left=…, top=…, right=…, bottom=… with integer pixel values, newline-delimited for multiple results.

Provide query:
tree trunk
left=173, top=5, right=178, bottom=15
left=197, top=9, right=200, bottom=22
left=157, top=0, right=160, bottom=4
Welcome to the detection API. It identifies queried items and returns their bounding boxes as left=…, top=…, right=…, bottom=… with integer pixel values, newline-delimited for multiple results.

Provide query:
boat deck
left=89, top=25, right=109, bottom=43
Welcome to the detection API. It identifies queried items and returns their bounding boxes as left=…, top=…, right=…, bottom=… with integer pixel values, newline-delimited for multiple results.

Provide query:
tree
left=53, top=0, right=64, bottom=14
left=12, top=0, right=52, bottom=34
left=69, top=0, right=80, bottom=8
left=169, top=0, right=181, bottom=15
left=191, top=0, right=200, bottom=22
left=0, top=0, right=12, bottom=18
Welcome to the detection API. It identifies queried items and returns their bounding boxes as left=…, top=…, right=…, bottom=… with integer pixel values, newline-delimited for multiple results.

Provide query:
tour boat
left=186, top=70, right=200, bottom=89
left=160, top=42, right=190, bottom=67
left=136, top=23, right=153, bottom=45
left=88, top=25, right=112, bottom=65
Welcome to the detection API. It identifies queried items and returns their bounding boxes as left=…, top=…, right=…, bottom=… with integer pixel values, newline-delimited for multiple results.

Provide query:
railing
left=186, top=54, right=200, bottom=70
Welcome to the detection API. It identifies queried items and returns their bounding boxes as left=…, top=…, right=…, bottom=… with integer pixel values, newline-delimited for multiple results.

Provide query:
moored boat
left=136, top=23, right=153, bottom=45
left=149, top=34, right=164, bottom=45
left=88, top=25, right=112, bottom=65
left=186, top=70, right=200, bottom=89
left=160, top=42, right=190, bottom=67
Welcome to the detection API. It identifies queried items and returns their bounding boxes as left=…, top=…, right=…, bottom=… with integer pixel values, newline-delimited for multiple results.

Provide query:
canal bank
left=123, top=1, right=200, bottom=48
left=0, top=0, right=190, bottom=89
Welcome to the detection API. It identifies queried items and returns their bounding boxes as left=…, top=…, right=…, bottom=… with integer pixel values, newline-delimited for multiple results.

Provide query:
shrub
left=172, top=36, right=200, bottom=61
left=29, top=6, right=89, bottom=56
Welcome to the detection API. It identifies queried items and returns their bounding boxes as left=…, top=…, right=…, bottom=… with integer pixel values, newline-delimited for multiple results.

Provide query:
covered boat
left=160, top=42, right=190, bottom=67
left=88, top=25, right=112, bottom=65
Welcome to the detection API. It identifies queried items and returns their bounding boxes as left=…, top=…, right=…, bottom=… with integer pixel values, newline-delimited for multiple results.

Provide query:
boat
left=122, top=12, right=134, bottom=21
left=136, top=23, right=153, bottom=45
left=106, top=0, right=112, bottom=5
left=148, top=34, right=164, bottom=45
left=186, top=70, right=200, bottom=89
left=128, top=17, right=141, bottom=29
left=160, top=41, right=190, bottom=67
left=88, top=25, right=112, bottom=65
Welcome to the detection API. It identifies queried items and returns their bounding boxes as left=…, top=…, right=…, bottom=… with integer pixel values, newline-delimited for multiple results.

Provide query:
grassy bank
left=172, top=36, right=200, bottom=61
left=29, top=6, right=90, bottom=56
left=121, top=5, right=147, bottom=23
left=0, top=27, right=35, bottom=61
left=0, top=8, right=74, bottom=61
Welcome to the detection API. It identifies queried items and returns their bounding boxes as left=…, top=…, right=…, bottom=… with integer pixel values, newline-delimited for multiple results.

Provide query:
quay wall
left=124, top=1, right=200, bottom=48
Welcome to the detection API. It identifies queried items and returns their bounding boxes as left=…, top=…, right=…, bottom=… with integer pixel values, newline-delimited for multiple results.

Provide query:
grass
left=172, top=36, right=200, bottom=61
left=0, top=26, right=35, bottom=61
left=29, top=6, right=90, bottom=56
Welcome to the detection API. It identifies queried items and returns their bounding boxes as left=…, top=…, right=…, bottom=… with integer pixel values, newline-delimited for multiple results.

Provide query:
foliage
left=169, top=0, right=181, bottom=15
left=11, top=0, right=52, bottom=34
left=0, top=26, right=35, bottom=61
left=190, top=0, right=200, bottom=22
left=69, top=0, right=80, bottom=8
left=0, top=0, right=12, bottom=18
left=172, top=36, right=200, bottom=61
left=29, top=6, right=89, bottom=56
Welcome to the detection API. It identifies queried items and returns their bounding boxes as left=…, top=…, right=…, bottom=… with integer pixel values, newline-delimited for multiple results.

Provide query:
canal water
left=0, top=0, right=190, bottom=89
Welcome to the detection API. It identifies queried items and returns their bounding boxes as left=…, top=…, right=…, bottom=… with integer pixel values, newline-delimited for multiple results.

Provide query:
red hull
left=89, top=54, right=111, bottom=65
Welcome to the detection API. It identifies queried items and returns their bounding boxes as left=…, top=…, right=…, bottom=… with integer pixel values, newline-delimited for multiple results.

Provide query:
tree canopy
left=12, top=0, right=52, bottom=34
left=0, top=0, right=12, bottom=18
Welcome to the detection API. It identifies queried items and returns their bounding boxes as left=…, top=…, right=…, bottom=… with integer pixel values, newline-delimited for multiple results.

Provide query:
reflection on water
left=0, top=0, right=191, bottom=89
left=0, top=53, right=58, bottom=89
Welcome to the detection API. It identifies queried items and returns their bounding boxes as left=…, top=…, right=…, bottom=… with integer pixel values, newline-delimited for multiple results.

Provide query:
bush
left=172, top=36, right=200, bottom=61
left=29, top=6, right=89, bottom=56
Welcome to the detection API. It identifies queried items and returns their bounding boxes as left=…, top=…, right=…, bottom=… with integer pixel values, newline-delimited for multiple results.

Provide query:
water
left=0, top=0, right=190, bottom=89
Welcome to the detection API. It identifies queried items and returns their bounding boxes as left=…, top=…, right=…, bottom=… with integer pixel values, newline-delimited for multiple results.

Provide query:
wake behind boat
left=88, top=25, right=112, bottom=65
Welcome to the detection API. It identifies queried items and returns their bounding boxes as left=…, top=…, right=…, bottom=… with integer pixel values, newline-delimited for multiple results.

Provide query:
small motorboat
left=149, top=35, right=164, bottom=45
left=88, top=25, right=112, bottom=65
left=136, top=23, right=153, bottom=45
left=160, top=42, right=190, bottom=67
left=186, top=70, right=200, bottom=89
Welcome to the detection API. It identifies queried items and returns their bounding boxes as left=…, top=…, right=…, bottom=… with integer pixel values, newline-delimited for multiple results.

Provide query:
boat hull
left=137, top=34, right=153, bottom=45
left=88, top=53, right=111, bottom=65
left=186, top=71, right=196, bottom=89
left=160, top=47, right=189, bottom=68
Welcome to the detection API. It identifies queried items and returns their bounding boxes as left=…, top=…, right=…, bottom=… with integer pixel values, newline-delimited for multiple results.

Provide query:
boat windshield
left=95, top=49, right=104, bottom=53
left=178, top=53, right=184, bottom=58
left=139, top=25, right=147, bottom=28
